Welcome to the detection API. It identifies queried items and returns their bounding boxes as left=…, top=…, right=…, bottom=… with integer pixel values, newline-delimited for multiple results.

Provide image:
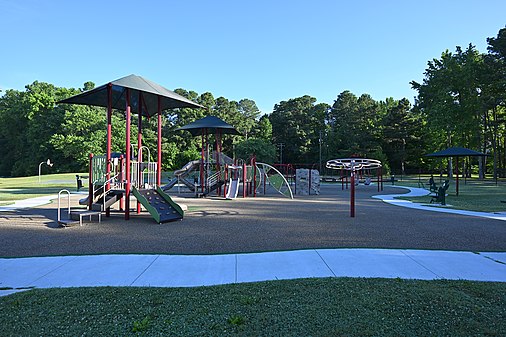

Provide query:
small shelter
left=425, top=146, right=488, bottom=196
left=58, top=74, right=203, bottom=219
left=176, top=116, right=240, bottom=194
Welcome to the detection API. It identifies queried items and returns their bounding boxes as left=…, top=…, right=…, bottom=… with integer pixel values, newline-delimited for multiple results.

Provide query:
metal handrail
left=57, top=189, right=71, bottom=223
left=207, top=171, right=220, bottom=188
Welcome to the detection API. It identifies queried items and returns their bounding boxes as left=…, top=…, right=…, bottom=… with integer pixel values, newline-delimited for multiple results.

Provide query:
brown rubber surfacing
left=1, top=185, right=505, bottom=257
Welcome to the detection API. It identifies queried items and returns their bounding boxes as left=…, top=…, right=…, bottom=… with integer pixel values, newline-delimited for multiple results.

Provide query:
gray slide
left=226, top=179, right=240, bottom=199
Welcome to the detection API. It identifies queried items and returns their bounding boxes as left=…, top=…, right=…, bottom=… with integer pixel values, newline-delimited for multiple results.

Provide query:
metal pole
left=137, top=92, right=143, bottom=214
left=88, top=153, right=93, bottom=210
left=253, top=156, right=257, bottom=197
left=456, top=156, right=459, bottom=196
left=200, top=132, right=205, bottom=194
left=105, top=84, right=112, bottom=217
left=125, top=88, right=131, bottom=220
left=319, top=131, right=322, bottom=174
left=38, top=162, right=43, bottom=183
left=157, top=97, right=162, bottom=186
left=350, top=170, right=355, bottom=218
left=242, top=163, right=247, bottom=198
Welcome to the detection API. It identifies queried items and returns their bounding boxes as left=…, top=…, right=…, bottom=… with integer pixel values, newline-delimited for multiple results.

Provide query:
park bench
left=430, top=180, right=450, bottom=205
left=418, top=177, right=439, bottom=193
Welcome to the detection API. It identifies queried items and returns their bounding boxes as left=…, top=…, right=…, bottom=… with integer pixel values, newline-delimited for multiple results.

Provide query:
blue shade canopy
left=58, top=74, right=203, bottom=117
left=425, top=147, right=488, bottom=157
left=176, top=115, right=241, bottom=136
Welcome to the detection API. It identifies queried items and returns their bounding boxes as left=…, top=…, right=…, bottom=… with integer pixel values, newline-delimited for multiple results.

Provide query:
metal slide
left=132, top=186, right=184, bottom=223
left=225, top=179, right=240, bottom=199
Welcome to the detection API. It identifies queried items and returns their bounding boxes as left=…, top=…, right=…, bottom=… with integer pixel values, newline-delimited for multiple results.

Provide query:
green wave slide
left=132, top=186, right=184, bottom=223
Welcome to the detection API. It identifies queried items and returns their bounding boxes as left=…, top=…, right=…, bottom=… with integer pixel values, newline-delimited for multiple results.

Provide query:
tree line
left=0, top=27, right=505, bottom=178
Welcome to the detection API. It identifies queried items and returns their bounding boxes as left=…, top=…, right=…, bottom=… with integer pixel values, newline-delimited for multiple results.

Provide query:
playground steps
left=58, top=210, right=102, bottom=227
left=132, top=186, right=184, bottom=223
left=92, top=190, right=123, bottom=211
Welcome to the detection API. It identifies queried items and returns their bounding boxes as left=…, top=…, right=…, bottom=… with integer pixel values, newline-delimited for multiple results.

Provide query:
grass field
left=0, top=173, right=83, bottom=205
left=394, top=175, right=506, bottom=213
left=1, top=278, right=504, bottom=336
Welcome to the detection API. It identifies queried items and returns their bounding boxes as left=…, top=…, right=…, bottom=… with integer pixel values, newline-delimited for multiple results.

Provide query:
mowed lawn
left=0, top=173, right=85, bottom=205
left=396, top=176, right=506, bottom=213
left=1, top=278, right=505, bottom=336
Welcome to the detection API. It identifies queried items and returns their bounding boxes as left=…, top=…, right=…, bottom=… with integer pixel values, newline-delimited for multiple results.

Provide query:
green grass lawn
left=394, top=175, right=506, bottom=213
left=1, top=278, right=504, bottom=336
left=0, top=173, right=84, bottom=205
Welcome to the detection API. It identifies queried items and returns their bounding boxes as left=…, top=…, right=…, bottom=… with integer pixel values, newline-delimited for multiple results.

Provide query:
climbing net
left=326, top=158, right=382, bottom=172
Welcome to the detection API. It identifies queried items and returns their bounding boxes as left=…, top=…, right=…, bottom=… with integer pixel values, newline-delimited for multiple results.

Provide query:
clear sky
left=1, top=0, right=505, bottom=114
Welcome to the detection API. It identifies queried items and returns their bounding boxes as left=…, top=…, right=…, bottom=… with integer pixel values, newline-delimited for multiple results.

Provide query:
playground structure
left=58, top=74, right=203, bottom=224
left=326, top=158, right=383, bottom=217
left=164, top=115, right=294, bottom=200
left=163, top=154, right=294, bottom=200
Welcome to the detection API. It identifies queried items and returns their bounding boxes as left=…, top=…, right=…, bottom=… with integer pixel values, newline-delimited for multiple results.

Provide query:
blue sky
left=1, top=0, right=505, bottom=114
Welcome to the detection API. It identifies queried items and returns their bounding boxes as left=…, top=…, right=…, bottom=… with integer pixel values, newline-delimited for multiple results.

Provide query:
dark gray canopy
left=425, top=147, right=488, bottom=157
left=176, top=116, right=240, bottom=136
left=58, top=74, right=203, bottom=117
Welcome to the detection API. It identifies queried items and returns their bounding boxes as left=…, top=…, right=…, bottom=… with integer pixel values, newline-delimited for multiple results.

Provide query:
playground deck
left=1, top=184, right=506, bottom=258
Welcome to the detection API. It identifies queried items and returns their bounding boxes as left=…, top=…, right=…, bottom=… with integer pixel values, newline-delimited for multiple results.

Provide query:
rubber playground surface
left=1, top=184, right=506, bottom=257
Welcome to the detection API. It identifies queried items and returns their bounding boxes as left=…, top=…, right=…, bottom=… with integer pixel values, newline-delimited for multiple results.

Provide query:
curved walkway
left=1, top=248, right=505, bottom=296
left=373, top=186, right=506, bottom=221
left=0, top=194, right=58, bottom=212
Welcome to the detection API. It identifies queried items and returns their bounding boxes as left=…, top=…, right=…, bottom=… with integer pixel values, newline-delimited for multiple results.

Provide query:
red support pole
left=242, top=163, right=247, bottom=198
left=157, top=97, right=162, bottom=186
left=350, top=171, right=355, bottom=217
left=200, top=132, right=204, bottom=194
left=223, top=165, right=228, bottom=198
left=125, top=89, right=131, bottom=220
left=216, top=131, right=222, bottom=196
left=106, top=83, right=112, bottom=217
left=253, top=156, right=257, bottom=197
left=119, top=155, right=124, bottom=211
left=88, top=153, right=94, bottom=211
left=137, top=92, right=143, bottom=214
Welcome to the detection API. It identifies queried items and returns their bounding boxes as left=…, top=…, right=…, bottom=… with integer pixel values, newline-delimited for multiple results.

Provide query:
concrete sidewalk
left=1, top=248, right=505, bottom=296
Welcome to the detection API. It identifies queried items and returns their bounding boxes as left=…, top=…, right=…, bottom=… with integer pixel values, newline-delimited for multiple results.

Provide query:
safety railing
left=130, top=161, right=157, bottom=189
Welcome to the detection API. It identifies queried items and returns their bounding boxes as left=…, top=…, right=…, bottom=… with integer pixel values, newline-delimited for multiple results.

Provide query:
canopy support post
left=157, top=97, right=162, bottom=186
left=136, top=92, right=143, bottom=214
left=125, top=89, right=131, bottom=220
left=106, top=83, right=112, bottom=217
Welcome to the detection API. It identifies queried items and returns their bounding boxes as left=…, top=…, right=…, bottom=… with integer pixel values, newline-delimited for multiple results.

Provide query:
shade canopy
left=425, top=146, right=488, bottom=197
left=176, top=115, right=240, bottom=136
left=425, top=147, right=488, bottom=158
left=58, top=74, right=203, bottom=117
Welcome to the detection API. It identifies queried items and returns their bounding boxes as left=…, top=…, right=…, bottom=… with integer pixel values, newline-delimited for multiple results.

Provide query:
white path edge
left=373, top=186, right=506, bottom=221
